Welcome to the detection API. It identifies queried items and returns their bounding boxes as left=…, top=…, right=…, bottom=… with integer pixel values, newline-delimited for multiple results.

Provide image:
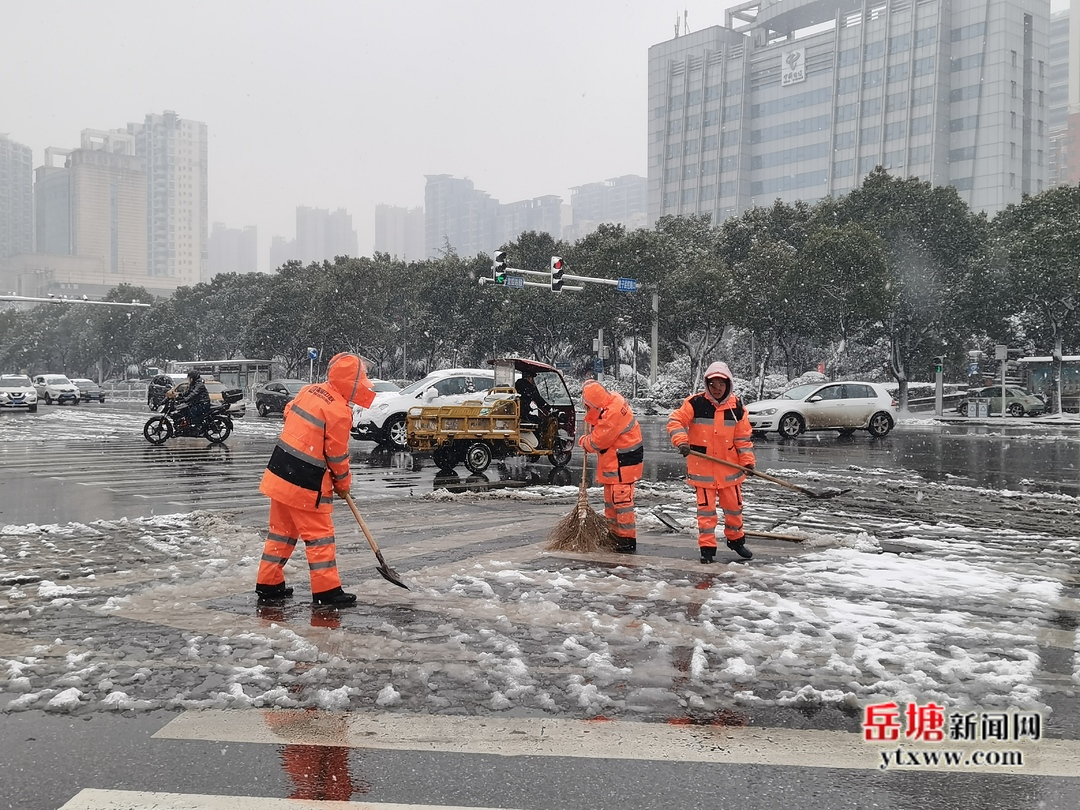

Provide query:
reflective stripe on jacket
left=260, top=353, right=375, bottom=512
left=581, top=381, right=643, bottom=485
left=667, top=391, right=755, bottom=488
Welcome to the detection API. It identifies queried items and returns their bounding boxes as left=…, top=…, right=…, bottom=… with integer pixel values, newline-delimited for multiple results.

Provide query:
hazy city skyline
left=1, top=0, right=735, bottom=270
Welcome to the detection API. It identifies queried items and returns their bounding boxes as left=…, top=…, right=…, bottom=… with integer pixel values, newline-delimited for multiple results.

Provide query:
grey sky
left=2, top=0, right=735, bottom=269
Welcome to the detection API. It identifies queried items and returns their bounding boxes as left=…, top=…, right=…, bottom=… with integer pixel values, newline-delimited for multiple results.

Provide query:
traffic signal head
left=492, top=250, right=507, bottom=284
left=550, top=256, right=564, bottom=292
left=933, top=355, right=944, bottom=373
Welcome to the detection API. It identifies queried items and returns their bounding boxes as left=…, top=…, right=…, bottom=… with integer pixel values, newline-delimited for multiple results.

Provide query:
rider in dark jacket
left=174, top=370, right=211, bottom=426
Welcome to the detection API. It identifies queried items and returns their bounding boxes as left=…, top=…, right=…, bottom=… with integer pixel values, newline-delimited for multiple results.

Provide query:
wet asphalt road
left=1, top=400, right=1079, bottom=809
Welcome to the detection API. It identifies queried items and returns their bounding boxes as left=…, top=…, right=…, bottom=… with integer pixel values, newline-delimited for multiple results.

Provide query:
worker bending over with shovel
left=667, top=361, right=756, bottom=562
left=255, top=352, right=377, bottom=606
left=578, top=380, right=644, bottom=554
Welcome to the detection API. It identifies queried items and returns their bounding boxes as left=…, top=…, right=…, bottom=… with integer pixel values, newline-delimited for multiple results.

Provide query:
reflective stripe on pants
left=603, top=482, right=636, bottom=542
left=256, top=499, right=342, bottom=593
left=694, top=484, right=744, bottom=548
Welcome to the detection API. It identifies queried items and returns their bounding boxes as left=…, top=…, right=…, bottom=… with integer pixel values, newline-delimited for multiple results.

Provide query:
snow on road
left=2, top=468, right=1076, bottom=722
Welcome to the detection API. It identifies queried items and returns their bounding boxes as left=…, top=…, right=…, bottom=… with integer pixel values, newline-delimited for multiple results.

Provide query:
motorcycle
left=142, top=396, right=235, bottom=445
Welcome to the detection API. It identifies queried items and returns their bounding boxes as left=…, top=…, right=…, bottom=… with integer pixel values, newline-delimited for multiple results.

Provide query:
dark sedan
left=70, top=378, right=105, bottom=403
left=253, top=378, right=306, bottom=416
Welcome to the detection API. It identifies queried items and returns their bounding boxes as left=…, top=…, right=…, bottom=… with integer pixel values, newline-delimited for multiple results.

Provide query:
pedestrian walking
left=255, top=352, right=377, bottom=605
left=667, top=361, right=756, bottom=562
left=577, top=380, right=644, bottom=553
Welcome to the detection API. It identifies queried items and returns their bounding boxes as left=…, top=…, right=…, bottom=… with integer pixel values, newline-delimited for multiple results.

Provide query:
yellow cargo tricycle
left=406, top=358, right=577, bottom=473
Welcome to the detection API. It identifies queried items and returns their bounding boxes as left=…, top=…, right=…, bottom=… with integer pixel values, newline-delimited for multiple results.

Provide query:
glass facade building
left=648, top=0, right=1051, bottom=225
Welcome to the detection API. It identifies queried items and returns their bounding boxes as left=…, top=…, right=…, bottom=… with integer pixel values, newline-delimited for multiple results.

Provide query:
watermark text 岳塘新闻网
left=863, top=702, right=1042, bottom=769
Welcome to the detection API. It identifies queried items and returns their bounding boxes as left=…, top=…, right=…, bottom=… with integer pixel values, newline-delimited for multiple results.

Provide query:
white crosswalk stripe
left=154, top=709, right=1080, bottom=777
left=60, top=789, right=515, bottom=810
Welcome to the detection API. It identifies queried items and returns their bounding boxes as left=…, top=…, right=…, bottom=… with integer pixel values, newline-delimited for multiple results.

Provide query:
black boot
left=312, top=587, right=357, bottom=606
left=256, top=583, right=294, bottom=603
left=727, top=537, right=753, bottom=559
left=700, top=546, right=716, bottom=564
left=614, top=540, right=637, bottom=554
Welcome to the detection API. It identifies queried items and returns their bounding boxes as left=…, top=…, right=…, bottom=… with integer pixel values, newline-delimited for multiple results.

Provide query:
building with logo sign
left=647, top=0, right=1051, bottom=225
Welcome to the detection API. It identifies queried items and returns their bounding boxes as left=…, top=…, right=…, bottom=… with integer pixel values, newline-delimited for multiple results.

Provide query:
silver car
left=746, top=381, right=898, bottom=439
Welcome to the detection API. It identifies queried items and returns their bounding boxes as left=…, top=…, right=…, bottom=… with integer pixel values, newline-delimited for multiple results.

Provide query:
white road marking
left=59, top=789, right=513, bottom=810
left=155, top=709, right=1080, bottom=776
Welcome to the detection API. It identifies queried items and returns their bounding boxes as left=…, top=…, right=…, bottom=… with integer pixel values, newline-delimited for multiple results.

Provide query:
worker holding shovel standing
left=667, top=361, right=756, bottom=563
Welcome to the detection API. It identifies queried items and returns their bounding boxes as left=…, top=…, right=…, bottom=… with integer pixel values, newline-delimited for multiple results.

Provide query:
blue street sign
left=616, top=277, right=638, bottom=292
left=554, top=361, right=572, bottom=370
left=593, top=358, right=605, bottom=376
left=505, top=275, right=525, bottom=289
left=308, top=347, right=318, bottom=360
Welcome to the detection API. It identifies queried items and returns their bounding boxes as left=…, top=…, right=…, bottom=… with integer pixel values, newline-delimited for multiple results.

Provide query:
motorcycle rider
left=170, top=370, right=211, bottom=429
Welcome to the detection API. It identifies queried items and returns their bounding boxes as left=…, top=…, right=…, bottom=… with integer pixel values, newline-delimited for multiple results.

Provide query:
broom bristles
left=545, top=486, right=614, bottom=552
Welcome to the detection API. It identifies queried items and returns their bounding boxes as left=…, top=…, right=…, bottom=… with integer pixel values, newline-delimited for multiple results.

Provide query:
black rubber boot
left=256, top=583, right=294, bottom=603
left=614, top=540, right=637, bottom=554
left=312, top=587, right=358, bottom=606
left=727, top=538, right=753, bottom=559
left=700, top=546, right=716, bottom=564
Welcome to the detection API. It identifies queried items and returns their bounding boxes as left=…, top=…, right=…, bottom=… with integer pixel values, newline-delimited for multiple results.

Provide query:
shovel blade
left=375, top=550, right=409, bottom=590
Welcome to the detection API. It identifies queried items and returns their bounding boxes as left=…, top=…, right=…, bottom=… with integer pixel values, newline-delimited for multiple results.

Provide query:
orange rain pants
left=694, top=483, right=745, bottom=550
left=603, top=483, right=637, bottom=543
left=256, top=499, right=342, bottom=594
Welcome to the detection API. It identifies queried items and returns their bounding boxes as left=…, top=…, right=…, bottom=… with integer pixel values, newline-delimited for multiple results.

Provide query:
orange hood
left=582, top=379, right=614, bottom=425
left=327, top=353, right=376, bottom=408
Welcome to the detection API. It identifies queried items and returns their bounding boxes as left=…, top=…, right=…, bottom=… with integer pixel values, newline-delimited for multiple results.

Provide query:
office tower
left=127, top=110, right=207, bottom=284
left=648, top=0, right=1051, bottom=225
left=295, top=206, right=358, bottom=264
left=208, top=222, right=258, bottom=277
left=566, top=175, right=648, bottom=240
left=1048, top=1, right=1080, bottom=185
left=0, top=134, right=33, bottom=258
left=374, top=204, right=424, bottom=261
left=35, top=148, right=73, bottom=256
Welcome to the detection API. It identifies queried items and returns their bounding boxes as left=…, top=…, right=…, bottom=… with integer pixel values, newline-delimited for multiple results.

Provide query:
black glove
left=678, top=444, right=691, bottom=457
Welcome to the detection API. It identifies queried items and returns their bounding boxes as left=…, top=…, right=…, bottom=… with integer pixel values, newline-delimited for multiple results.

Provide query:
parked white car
left=746, top=380, right=898, bottom=438
left=351, top=368, right=495, bottom=448
left=32, top=373, right=81, bottom=405
left=0, top=374, right=39, bottom=412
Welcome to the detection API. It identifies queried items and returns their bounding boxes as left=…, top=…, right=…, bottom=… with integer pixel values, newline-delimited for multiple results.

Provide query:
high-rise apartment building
left=208, top=222, right=258, bottom=277
left=375, top=204, right=424, bottom=261
left=1048, top=1, right=1080, bottom=185
left=565, top=175, right=648, bottom=241
left=31, top=132, right=147, bottom=277
left=127, top=110, right=207, bottom=285
left=296, top=206, right=358, bottom=264
left=424, top=175, right=499, bottom=258
left=648, top=0, right=1051, bottom=225
left=496, top=195, right=563, bottom=247
left=0, top=134, right=33, bottom=258
left=423, top=175, right=566, bottom=258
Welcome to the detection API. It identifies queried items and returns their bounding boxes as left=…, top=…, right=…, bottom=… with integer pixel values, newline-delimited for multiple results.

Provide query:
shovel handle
left=342, top=492, right=382, bottom=555
left=687, top=449, right=816, bottom=497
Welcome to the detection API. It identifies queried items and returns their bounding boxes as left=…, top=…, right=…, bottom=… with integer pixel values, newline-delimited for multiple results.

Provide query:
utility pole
left=650, top=291, right=659, bottom=387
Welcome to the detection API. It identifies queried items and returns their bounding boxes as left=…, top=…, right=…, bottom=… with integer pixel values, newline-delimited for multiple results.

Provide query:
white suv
left=0, top=374, right=38, bottom=412
left=351, top=368, right=495, bottom=448
left=32, top=373, right=81, bottom=406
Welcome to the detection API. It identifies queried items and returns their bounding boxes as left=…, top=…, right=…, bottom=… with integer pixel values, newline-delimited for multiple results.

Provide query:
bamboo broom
left=545, top=430, right=612, bottom=552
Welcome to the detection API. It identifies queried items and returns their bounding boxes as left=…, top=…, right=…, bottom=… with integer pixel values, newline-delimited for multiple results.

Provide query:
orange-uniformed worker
left=255, top=353, right=376, bottom=606
left=667, top=361, right=756, bottom=563
left=578, top=380, right=644, bottom=553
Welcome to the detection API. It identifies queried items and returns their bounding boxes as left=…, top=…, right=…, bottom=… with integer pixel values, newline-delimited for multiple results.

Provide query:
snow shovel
left=688, top=450, right=850, bottom=500
left=342, top=493, right=409, bottom=589
left=652, top=508, right=807, bottom=542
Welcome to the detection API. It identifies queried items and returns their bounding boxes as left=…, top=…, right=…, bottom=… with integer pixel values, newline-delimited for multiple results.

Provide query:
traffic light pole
left=0, top=294, right=151, bottom=308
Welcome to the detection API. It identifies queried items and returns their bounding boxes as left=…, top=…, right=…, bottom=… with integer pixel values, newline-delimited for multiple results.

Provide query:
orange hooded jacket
left=260, top=353, right=376, bottom=512
left=667, top=361, right=755, bottom=488
left=580, top=380, right=644, bottom=484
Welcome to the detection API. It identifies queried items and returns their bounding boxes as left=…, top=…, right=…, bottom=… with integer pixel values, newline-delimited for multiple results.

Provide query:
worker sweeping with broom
left=668, top=361, right=756, bottom=563
left=576, top=380, right=644, bottom=554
